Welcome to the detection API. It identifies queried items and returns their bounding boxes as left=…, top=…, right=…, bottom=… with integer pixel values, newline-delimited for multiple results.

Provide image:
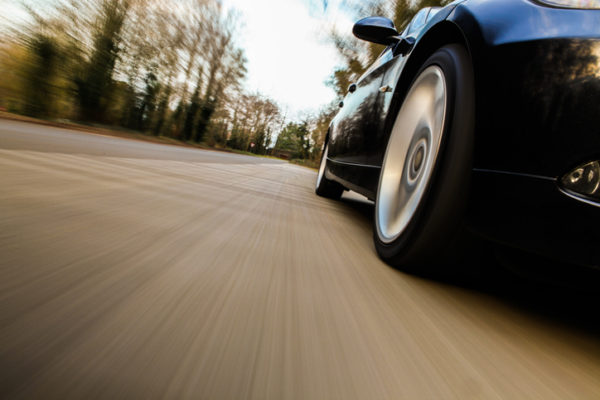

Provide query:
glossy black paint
left=353, top=16, right=399, bottom=45
left=449, top=0, right=600, bottom=178
left=328, top=3, right=459, bottom=199
left=324, top=0, right=600, bottom=267
left=328, top=49, right=389, bottom=169
left=472, top=39, right=600, bottom=177
left=468, top=170, right=600, bottom=269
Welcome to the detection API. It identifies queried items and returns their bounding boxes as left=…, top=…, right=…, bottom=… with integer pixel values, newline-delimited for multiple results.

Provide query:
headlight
left=535, top=0, right=600, bottom=9
left=561, top=161, right=600, bottom=201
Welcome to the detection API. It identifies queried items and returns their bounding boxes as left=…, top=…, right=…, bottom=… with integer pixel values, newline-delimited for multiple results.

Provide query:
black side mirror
left=353, top=16, right=399, bottom=45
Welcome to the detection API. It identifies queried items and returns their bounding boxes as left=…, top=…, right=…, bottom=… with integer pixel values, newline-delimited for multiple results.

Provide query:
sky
left=0, top=0, right=356, bottom=119
left=222, top=0, right=354, bottom=119
left=1, top=1, right=27, bottom=24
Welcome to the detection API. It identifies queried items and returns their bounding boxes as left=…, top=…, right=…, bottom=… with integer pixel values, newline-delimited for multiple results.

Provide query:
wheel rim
left=316, top=143, right=328, bottom=188
left=376, top=65, right=447, bottom=244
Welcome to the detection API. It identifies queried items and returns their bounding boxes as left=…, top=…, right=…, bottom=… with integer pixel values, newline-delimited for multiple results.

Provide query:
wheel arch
left=379, top=21, right=476, bottom=167
left=324, top=126, right=331, bottom=148
left=392, top=21, right=472, bottom=110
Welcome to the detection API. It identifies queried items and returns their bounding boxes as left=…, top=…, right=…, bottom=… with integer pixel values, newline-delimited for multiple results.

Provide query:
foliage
left=0, top=0, right=255, bottom=146
left=226, top=93, right=281, bottom=155
left=309, top=102, right=338, bottom=160
left=0, top=0, right=335, bottom=163
left=23, top=33, right=58, bottom=118
left=75, top=0, right=130, bottom=122
left=326, top=0, right=452, bottom=98
left=275, top=122, right=312, bottom=159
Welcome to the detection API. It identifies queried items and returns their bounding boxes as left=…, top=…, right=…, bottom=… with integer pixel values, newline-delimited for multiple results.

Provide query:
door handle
left=348, top=83, right=357, bottom=93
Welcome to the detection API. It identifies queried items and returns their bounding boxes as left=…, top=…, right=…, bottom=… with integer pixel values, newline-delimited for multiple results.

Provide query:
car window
left=362, top=46, right=394, bottom=78
left=407, top=8, right=428, bottom=36
left=378, top=46, right=394, bottom=64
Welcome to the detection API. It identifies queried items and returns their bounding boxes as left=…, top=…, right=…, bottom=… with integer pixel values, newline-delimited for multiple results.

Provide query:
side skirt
left=326, top=159, right=381, bottom=201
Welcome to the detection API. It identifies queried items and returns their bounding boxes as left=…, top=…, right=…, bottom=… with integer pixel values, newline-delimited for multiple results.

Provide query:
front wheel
left=374, top=44, right=475, bottom=276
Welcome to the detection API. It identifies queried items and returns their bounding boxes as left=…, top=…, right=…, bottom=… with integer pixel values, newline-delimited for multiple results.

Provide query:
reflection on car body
left=316, top=0, right=600, bottom=275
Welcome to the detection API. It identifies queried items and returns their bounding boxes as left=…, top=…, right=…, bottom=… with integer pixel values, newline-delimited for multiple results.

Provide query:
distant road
left=0, top=120, right=598, bottom=399
left=0, top=119, right=284, bottom=163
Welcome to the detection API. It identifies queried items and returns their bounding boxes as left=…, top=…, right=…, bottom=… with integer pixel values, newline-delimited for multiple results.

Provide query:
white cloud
left=0, top=0, right=30, bottom=27
left=223, top=0, right=353, bottom=119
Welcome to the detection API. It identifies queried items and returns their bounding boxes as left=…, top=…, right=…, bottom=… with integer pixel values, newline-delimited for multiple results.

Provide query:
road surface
left=1, top=120, right=598, bottom=399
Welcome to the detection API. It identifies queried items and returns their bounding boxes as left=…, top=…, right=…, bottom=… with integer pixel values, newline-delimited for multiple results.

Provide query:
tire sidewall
left=374, top=44, right=475, bottom=269
left=315, top=140, right=344, bottom=199
left=316, top=142, right=328, bottom=189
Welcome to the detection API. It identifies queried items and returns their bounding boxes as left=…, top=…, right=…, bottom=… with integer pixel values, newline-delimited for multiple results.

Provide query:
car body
left=317, top=0, right=600, bottom=272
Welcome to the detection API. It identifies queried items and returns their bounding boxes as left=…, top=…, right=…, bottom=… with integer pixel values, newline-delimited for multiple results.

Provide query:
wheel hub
left=407, top=138, right=428, bottom=185
left=376, top=66, right=447, bottom=244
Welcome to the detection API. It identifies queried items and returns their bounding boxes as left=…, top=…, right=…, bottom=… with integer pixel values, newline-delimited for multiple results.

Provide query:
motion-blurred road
left=1, top=120, right=598, bottom=399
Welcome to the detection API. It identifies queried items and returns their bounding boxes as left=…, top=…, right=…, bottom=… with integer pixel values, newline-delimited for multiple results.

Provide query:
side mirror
left=353, top=16, right=399, bottom=45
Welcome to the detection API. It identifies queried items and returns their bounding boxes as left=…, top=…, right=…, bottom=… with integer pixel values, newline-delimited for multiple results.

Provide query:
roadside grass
left=290, top=158, right=319, bottom=170
left=224, top=148, right=282, bottom=161
left=0, top=111, right=294, bottom=164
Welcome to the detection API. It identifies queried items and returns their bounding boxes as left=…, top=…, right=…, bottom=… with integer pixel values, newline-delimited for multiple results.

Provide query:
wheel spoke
left=376, top=66, right=447, bottom=243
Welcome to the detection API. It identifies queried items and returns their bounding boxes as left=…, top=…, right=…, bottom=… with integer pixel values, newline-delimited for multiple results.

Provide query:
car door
left=329, top=8, right=433, bottom=168
left=328, top=49, right=391, bottom=166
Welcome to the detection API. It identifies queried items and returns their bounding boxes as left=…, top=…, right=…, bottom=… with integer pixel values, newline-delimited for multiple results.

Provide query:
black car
left=316, top=0, right=600, bottom=275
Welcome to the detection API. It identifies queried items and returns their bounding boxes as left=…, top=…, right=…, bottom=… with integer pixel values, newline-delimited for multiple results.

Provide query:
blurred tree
left=247, top=97, right=279, bottom=154
left=275, top=122, right=311, bottom=159
left=23, top=33, right=58, bottom=117
left=309, top=102, right=338, bottom=160
left=137, top=69, right=159, bottom=130
left=195, top=98, right=216, bottom=143
left=182, top=68, right=203, bottom=142
left=326, top=0, right=451, bottom=99
left=0, top=41, right=29, bottom=113
left=194, top=9, right=247, bottom=142
left=75, top=0, right=130, bottom=121
left=2, top=0, right=266, bottom=156
left=225, top=93, right=281, bottom=153
left=152, top=84, right=172, bottom=136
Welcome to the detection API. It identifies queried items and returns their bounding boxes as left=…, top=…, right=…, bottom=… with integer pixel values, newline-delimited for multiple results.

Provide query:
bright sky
left=222, top=0, right=354, bottom=119
left=0, top=1, right=27, bottom=25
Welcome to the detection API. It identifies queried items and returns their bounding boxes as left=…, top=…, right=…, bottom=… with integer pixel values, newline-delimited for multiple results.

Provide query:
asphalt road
left=1, top=120, right=598, bottom=399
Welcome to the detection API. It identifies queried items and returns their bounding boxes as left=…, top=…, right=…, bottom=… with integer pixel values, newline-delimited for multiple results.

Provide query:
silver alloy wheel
left=316, top=143, right=329, bottom=188
left=376, top=65, right=447, bottom=244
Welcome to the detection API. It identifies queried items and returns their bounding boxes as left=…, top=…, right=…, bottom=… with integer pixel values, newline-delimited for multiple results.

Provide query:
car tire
left=373, top=44, right=475, bottom=276
left=315, top=142, right=344, bottom=199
